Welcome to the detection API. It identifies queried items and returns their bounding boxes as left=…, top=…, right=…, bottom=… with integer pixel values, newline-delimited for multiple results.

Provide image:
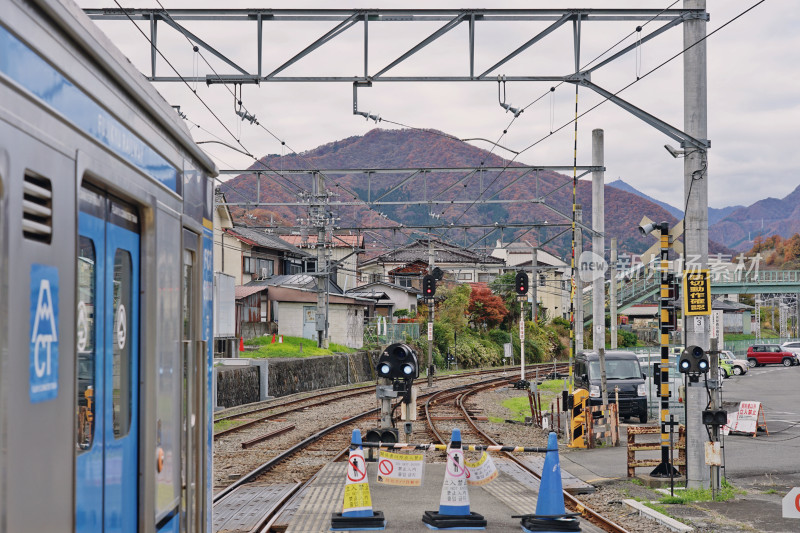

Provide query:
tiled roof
left=361, top=239, right=503, bottom=266
left=227, top=228, right=312, bottom=257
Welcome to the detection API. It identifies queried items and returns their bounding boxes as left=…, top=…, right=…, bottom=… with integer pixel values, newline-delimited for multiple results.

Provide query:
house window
left=457, top=272, right=473, bottom=281
left=395, top=276, right=412, bottom=288
left=478, top=273, right=494, bottom=283
left=243, top=256, right=254, bottom=274
left=255, top=258, right=274, bottom=278
left=288, top=262, right=302, bottom=274
left=370, top=273, right=382, bottom=283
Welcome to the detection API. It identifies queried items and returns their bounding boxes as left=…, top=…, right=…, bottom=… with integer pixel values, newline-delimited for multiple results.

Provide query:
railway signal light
left=376, top=343, right=419, bottom=381
left=422, top=275, right=436, bottom=297
left=515, top=271, right=529, bottom=296
left=679, top=345, right=709, bottom=375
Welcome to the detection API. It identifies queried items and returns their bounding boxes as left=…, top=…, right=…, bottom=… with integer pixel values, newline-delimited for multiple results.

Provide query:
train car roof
left=35, top=0, right=217, bottom=176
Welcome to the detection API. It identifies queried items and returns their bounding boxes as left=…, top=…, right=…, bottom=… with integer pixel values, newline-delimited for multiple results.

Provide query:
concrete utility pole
left=610, top=238, right=618, bottom=349
left=427, top=235, right=434, bottom=388
left=574, top=206, right=584, bottom=352
left=592, top=129, right=606, bottom=352
left=311, top=171, right=329, bottom=349
left=531, top=246, right=538, bottom=322
left=683, top=0, right=710, bottom=490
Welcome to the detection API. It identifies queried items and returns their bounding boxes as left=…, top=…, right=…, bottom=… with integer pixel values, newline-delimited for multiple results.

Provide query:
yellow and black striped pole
left=568, top=84, right=579, bottom=395
left=651, top=222, right=679, bottom=478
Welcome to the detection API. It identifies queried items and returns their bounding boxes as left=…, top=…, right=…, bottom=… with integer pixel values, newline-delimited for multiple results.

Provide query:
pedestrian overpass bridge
left=582, top=270, right=800, bottom=325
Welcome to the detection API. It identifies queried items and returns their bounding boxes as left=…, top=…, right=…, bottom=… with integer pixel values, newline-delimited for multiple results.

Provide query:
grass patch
left=658, top=478, right=744, bottom=504
left=500, top=396, right=535, bottom=423
left=537, top=379, right=568, bottom=392
left=762, top=488, right=778, bottom=495
left=246, top=335, right=355, bottom=358
left=213, top=419, right=245, bottom=432
left=628, top=477, right=644, bottom=486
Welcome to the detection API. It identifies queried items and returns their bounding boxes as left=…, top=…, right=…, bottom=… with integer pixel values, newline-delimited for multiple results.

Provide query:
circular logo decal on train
left=116, top=304, right=127, bottom=350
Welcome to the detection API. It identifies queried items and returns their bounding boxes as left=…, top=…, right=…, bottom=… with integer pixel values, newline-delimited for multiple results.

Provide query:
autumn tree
left=468, top=283, right=509, bottom=329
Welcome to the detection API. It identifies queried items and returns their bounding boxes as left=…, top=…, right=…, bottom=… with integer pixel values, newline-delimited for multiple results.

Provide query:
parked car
left=746, top=344, right=798, bottom=367
left=575, top=351, right=648, bottom=423
left=780, top=341, right=800, bottom=358
left=717, top=355, right=734, bottom=378
left=720, top=350, right=748, bottom=376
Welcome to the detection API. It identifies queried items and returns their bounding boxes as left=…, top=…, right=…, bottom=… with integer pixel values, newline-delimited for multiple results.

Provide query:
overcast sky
left=77, top=0, right=799, bottom=210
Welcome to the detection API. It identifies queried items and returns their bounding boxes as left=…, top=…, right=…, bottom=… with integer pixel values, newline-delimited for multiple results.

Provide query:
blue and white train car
left=0, top=1, right=218, bottom=532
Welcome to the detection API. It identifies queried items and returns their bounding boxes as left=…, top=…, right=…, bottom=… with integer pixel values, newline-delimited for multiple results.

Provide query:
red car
left=746, top=344, right=799, bottom=367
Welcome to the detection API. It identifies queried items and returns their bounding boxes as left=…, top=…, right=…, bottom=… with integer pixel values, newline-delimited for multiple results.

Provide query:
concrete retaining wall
left=214, top=351, right=377, bottom=408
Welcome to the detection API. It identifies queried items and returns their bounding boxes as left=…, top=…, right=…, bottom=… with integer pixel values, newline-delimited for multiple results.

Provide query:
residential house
left=358, top=238, right=505, bottom=289
left=280, top=233, right=364, bottom=291
left=245, top=274, right=371, bottom=348
left=713, top=298, right=754, bottom=335
left=346, top=281, right=420, bottom=319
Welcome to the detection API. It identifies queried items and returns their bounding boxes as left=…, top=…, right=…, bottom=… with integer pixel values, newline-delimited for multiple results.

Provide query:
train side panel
left=0, top=1, right=217, bottom=532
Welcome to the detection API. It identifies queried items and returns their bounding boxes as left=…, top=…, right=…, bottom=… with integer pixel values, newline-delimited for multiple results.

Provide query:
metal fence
left=723, top=337, right=799, bottom=356
left=613, top=337, right=800, bottom=357
left=364, top=319, right=420, bottom=346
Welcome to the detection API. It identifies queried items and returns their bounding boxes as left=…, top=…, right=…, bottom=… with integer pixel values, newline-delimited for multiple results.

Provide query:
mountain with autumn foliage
left=709, top=185, right=800, bottom=251
left=221, top=128, right=732, bottom=259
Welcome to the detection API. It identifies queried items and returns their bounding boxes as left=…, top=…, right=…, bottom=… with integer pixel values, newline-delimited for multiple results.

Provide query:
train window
left=112, top=249, right=133, bottom=439
left=76, top=236, right=96, bottom=452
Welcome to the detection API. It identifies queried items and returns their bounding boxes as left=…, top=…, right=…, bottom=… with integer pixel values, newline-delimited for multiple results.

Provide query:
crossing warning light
left=568, top=388, right=589, bottom=448
left=679, top=345, right=710, bottom=375
left=422, top=275, right=436, bottom=297
left=702, top=410, right=728, bottom=426
left=515, top=271, right=529, bottom=296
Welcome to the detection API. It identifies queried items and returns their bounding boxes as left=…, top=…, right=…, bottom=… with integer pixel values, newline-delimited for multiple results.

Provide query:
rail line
left=212, top=363, right=632, bottom=533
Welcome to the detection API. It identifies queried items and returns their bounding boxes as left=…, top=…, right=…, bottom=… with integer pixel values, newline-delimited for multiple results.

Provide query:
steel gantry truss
left=86, top=7, right=709, bottom=150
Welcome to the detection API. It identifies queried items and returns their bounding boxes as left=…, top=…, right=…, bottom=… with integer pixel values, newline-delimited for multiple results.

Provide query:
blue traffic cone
left=520, top=432, right=580, bottom=532
left=423, top=429, right=487, bottom=529
left=331, top=429, right=386, bottom=530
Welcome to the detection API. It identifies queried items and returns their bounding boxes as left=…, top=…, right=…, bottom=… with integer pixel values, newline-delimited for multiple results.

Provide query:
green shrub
left=487, top=329, right=511, bottom=347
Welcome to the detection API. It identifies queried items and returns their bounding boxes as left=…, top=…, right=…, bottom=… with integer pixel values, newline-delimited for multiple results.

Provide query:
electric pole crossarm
left=372, top=14, right=466, bottom=79
left=582, top=15, right=686, bottom=75
left=371, top=170, right=423, bottom=203
left=539, top=202, right=601, bottom=238
left=478, top=13, right=571, bottom=78
left=158, top=13, right=250, bottom=75
left=266, top=13, right=361, bottom=79
left=217, top=166, right=601, bottom=175
left=576, top=79, right=709, bottom=150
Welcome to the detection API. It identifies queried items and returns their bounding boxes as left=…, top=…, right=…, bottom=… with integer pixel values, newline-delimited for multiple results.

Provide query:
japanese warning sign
left=465, top=452, right=498, bottom=486
left=342, top=446, right=372, bottom=514
left=683, top=269, right=711, bottom=315
left=438, top=446, right=470, bottom=513
left=376, top=450, right=425, bottom=486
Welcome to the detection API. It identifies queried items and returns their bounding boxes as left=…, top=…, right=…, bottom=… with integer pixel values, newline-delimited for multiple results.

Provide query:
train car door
left=76, top=184, right=140, bottom=533
left=182, top=229, right=206, bottom=532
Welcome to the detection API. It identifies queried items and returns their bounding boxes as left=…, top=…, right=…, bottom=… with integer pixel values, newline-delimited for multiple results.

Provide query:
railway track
left=211, top=363, right=640, bottom=533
